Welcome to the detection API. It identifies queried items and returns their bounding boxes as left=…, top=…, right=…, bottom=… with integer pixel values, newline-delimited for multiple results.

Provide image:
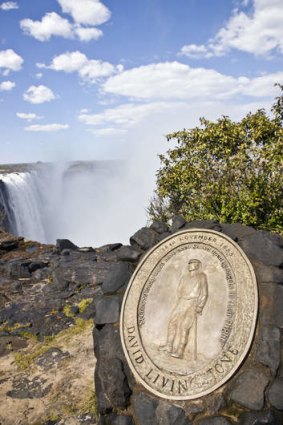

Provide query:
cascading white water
left=0, top=162, right=76, bottom=244
left=0, top=169, right=49, bottom=242
left=0, top=161, right=149, bottom=247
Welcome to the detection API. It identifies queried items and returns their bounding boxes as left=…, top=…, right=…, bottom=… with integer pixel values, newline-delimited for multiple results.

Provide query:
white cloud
left=74, top=26, right=103, bottom=42
left=16, top=112, right=42, bottom=122
left=79, top=102, right=176, bottom=128
left=77, top=63, right=282, bottom=159
left=179, top=44, right=211, bottom=59
left=0, top=80, right=15, bottom=90
left=23, top=85, right=55, bottom=104
left=35, top=72, right=43, bottom=79
left=79, top=60, right=116, bottom=82
left=180, top=0, right=283, bottom=58
left=20, top=12, right=73, bottom=41
left=0, top=49, right=23, bottom=72
left=238, top=72, right=283, bottom=96
left=40, top=51, right=87, bottom=72
left=39, top=51, right=120, bottom=83
left=20, top=1, right=110, bottom=42
left=103, top=62, right=235, bottom=100
left=80, top=99, right=268, bottom=138
left=77, top=63, right=282, bottom=135
left=58, top=0, right=111, bottom=26
left=90, top=127, right=127, bottom=137
left=233, top=0, right=251, bottom=7
left=0, top=2, right=18, bottom=11
left=24, top=123, right=69, bottom=132
left=102, top=62, right=283, bottom=101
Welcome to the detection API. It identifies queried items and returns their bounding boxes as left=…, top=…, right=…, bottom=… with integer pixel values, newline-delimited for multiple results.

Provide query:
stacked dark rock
left=93, top=218, right=283, bottom=425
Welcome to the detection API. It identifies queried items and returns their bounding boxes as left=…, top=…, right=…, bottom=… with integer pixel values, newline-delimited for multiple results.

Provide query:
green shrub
left=149, top=85, right=283, bottom=232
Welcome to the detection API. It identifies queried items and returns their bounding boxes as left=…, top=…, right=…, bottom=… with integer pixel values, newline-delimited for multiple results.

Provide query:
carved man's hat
left=188, top=259, right=201, bottom=265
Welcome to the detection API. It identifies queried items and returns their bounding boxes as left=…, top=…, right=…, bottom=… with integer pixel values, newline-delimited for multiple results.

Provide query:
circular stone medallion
left=120, top=229, right=258, bottom=400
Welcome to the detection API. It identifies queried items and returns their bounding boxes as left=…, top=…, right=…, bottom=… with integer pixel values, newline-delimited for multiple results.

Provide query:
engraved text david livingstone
left=120, top=229, right=258, bottom=400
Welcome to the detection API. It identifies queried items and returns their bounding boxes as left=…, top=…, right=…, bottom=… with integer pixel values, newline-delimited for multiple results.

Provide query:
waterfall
left=0, top=161, right=143, bottom=247
left=0, top=179, right=16, bottom=233
left=0, top=162, right=72, bottom=244
left=0, top=168, right=49, bottom=242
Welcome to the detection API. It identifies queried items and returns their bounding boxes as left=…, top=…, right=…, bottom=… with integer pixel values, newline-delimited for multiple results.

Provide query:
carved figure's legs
left=159, top=308, right=179, bottom=353
left=171, top=307, right=196, bottom=358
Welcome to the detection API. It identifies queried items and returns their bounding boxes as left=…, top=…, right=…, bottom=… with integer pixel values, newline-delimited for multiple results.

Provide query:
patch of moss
left=63, top=303, right=75, bottom=318
left=14, top=343, right=52, bottom=370
left=0, top=321, right=37, bottom=341
left=65, top=318, right=93, bottom=338
left=0, top=321, right=31, bottom=333
left=219, top=403, right=246, bottom=422
left=47, top=275, right=53, bottom=283
left=44, top=335, right=55, bottom=344
left=18, top=331, right=38, bottom=341
left=14, top=318, right=93, bottom=370
left=6, top=341, right=13, bottom=351
left=63, top=298, right=93, bottom=318
left=77, top=298, right=93, bottom=313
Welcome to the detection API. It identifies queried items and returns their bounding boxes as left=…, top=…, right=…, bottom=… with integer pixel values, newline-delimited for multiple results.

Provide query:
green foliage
left=149, top=87, right=283, bottom=231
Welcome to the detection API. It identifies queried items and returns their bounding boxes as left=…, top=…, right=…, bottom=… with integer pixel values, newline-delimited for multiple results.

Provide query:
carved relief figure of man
left=160, top=259, right=208, bottom=359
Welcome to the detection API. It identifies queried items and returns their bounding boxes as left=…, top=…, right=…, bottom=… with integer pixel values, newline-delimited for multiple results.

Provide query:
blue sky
left=0, top=0, right=282, bottom=165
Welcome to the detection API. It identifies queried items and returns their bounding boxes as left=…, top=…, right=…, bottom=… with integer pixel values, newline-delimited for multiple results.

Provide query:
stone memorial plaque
left=121, top=229, right=258, bottom=400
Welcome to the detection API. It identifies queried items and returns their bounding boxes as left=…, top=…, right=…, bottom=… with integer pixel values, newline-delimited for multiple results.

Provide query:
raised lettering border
left=120, top=229, right=258, bottom=400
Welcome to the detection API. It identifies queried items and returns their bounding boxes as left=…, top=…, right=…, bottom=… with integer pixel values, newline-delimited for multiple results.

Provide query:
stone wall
left=93, top=218, right=283, bottom=425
